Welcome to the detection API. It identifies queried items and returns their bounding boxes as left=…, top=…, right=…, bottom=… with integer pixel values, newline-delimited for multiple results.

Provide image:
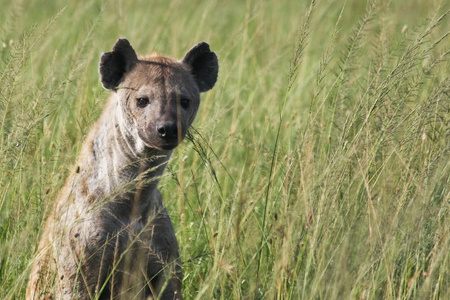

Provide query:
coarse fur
left=26, top=39, right=218, bottom=299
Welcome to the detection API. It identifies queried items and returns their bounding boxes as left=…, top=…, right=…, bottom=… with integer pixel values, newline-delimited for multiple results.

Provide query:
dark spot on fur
left=88, top=194, right=95, bottom=204
left=60, top=275, right=64, bottom=280
left=74, top=233, right=80, bottom=238
left=43, top=293, right=53, bottom=300
left=80, top=177, right=88, bottom=196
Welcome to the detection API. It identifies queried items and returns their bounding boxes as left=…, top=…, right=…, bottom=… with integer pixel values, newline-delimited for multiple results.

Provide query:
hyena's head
left=99, top=39, right=218, bottom=151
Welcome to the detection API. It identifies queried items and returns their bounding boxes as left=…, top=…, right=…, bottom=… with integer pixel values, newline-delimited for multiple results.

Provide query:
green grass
left=1, top=0, right=449, bottom=298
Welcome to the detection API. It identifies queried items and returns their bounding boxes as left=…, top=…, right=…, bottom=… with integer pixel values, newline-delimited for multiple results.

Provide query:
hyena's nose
left=157, top=123, right=178, bottom=139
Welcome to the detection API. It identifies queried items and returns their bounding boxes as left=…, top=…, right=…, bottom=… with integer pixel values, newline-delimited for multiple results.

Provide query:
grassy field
left=1, top=0, right=449, bottom=298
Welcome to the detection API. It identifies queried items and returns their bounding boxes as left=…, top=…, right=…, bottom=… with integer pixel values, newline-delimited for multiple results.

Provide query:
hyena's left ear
left=99, top=38, right=138, bottom=90
left=182, top=42, right=218, bottom=92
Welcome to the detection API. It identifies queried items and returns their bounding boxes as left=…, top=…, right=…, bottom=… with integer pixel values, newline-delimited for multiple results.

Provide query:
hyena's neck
left=81, top=94, right=172, bottom=206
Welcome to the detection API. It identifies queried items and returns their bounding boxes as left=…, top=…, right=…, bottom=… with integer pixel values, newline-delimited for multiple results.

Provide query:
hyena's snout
left=153, top=118, right=185, bottom=150
left=156, top=122, right=180, bottom=140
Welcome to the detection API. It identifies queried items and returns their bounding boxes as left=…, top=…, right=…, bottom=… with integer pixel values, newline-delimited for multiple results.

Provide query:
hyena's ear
left=182, top=42, right=218, bottom=92
left=99, top=39, right=138, bottom=90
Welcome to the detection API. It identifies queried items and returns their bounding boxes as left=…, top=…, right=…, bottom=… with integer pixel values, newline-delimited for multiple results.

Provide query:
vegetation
left=0, top=0, right=448, bottom=298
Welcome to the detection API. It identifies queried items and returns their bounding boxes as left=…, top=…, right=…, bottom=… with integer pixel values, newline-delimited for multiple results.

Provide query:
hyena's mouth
left=141, top=140, right=179, bottom=151
left=156, top=134, right=184, bottom=151
left=146, top=138, right=181, bottom=151
left=158, top=143, right=178, bottom=151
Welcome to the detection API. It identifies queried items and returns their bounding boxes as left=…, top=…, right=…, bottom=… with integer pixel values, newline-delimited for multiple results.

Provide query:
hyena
left=26, top=39, right=218, bottom=299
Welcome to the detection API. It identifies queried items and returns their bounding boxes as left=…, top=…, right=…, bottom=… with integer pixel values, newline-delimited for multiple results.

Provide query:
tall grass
left=1, top=0, right=448, bottom=298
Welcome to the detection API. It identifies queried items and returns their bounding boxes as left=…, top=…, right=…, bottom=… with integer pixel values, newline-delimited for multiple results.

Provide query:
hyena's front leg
left=145, top=208, right=183, bottom=300
left=54, top=218, right=118, bottom=299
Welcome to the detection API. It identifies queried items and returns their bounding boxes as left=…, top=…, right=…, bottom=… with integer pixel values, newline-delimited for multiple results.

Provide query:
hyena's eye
left=180, top=98, right=190, bottom=109
left=137, top=97, right=149, bottom=108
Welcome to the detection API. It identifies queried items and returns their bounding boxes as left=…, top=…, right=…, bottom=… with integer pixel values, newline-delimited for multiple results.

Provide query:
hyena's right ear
left=99, top=39, right=138, bottom=90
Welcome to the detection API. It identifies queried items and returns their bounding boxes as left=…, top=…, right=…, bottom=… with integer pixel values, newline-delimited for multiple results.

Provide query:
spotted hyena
left=26, top=39, right=218, bottom=299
